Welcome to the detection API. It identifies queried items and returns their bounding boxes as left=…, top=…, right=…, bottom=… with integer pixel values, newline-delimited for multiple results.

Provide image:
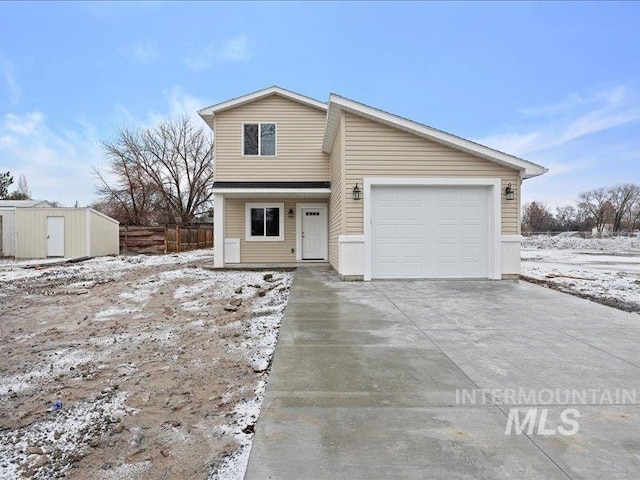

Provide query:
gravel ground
left=0, top=251, right=293, bottom=479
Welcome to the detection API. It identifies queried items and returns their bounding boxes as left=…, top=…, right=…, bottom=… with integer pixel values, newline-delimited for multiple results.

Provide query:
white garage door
left=371, top=185, right=492, bottom=279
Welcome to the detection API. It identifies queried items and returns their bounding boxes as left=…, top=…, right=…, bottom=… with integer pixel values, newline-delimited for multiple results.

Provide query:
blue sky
left=1, top=1, right=639, bottom=209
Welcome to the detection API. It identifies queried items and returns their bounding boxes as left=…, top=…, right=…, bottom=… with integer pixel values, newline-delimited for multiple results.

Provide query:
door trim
left=363, top=178, right=502, bottom=281
left=295, top=203, right=328, bottom=262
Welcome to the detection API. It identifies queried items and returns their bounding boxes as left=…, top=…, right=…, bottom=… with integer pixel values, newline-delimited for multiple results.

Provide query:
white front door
left=301, top=207, right=325, bottom=260
left=47, top=216, right=65, bottom=257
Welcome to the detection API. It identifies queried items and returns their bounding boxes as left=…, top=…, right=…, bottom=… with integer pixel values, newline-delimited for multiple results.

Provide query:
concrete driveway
left=245, top=267, right=640, bottom=479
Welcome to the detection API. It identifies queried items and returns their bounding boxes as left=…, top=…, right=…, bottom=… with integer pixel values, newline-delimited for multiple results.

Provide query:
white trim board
left=213, top=193, right=225, bottom=267
left=199, top=86, right=327, bottom=117
left=295, top=203, right=328, bottom=262
left=363, top=177, right=502, bottom=281
left=212, top=188, right=331, bottom=195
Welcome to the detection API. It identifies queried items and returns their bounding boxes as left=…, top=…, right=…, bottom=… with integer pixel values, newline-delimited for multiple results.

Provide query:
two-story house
left=199, top=87, right=547, bottom=280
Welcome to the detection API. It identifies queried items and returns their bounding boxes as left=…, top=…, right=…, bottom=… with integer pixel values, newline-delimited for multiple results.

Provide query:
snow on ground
left=0, top=392, right=131, bottom=479
left=0, top=250, right=294, bottom=479
left=522, top=235, right=640, bottom=313
left=522, top=234, right=640, bottom=252
left=0, top=249, right=216, bottom=283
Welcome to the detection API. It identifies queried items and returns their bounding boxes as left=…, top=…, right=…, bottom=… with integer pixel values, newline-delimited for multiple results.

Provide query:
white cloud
left=0, top=112, right=102, bottom=206
left=520, top=86, right=628, bottom=117
left=185, top=34, right=250, bottom=72
left=479, top=131, right=542, bottom=156
left=5, top=112, right=44, bottom=135
left=221, top=34, right=250, bottom=62
left=0, top=58, right=20, bottom=105
left=125, top=41, right=159, bottom=63
left=0, top=88, right=211, bottom=206
left=479, top=85, right=640, bottom=158
left=477, top=85, right=640, bottom=209
left=115, top=86, right=211, bottom=128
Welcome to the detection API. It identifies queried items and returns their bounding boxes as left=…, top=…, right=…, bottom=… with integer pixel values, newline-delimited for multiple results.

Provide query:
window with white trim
left=245, top=203, right=284, bottom=241
left=243, top=123, right=276, bottom=156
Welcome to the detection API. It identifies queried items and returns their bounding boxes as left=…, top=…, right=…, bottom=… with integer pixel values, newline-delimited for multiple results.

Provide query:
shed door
left=371, top=185, right=491, bottom=279
left=0, top=216, right=3, bottom=256
left=47, top=217, right=65, bottom=257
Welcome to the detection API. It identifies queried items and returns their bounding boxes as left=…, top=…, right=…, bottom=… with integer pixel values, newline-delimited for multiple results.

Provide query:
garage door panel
left=398, top=223, right=420, bottom=238
left=372, top=185, right=492, bottom=279
left=437, top=260, right=460, bottom=277
left=437, top=223, right=459, bottom=239
left=460, top=223, right=482, bottom=238
left=378, top=205, right=399, bottom=220
left=437, top=206, right=458, bottom=220
left=400, top=205, right=421, bottom=220
left=460, top=260, right=483, bottom=276
left=461, top=206, right=481, bottom=220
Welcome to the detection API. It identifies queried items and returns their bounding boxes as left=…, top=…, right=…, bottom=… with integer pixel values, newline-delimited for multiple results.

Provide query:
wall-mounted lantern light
left=352, top=183, right=362, bottom=201
left=288, top=208, right=294, bottom=218
left=505, top=183, right=515, bottom=201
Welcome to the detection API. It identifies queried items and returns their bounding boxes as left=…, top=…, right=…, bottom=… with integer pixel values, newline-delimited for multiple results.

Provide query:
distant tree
left=555, top=205, right=581, bottom=231
left=624, top=195, right=640, bottom=233
left=608, top=183, right=640, bottom=232
left=578, top=188, right=613, bottom=236
left=0, top=171, right=13, bottom=198
left=95, top=117, right=214, bottom=225
left=93, top=158, right=160, bottom=225
left=17, top=174, right=30, bottom=198
left=522, top=201, right=555, bottom=232
left=0, top=172, right=32, bottom=200
left=4, top=191, right=29, bottom=200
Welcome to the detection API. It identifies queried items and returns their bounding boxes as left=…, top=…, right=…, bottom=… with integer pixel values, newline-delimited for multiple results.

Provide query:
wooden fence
left=165, top=224, right=214, bottom=253
left=120, top=225, right=214, bottom=254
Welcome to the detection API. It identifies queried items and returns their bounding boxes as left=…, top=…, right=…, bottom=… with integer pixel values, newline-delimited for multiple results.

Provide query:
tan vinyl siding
left=15, top=209, right=87, bottom=258
left=328, top=112, right=345, bottom=271
left=225, top=198, right=297, bottom=263
left=90, top=210, right=120, bottom=256
left=343, top=113, right=520, bottom=235
left=214, top=95, right=330, bottom=181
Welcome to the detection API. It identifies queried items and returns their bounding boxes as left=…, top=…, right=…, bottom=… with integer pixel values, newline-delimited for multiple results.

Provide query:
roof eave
left=198, top=86, right=327, bottom=117
left=322, top=94, right=548, bottom=178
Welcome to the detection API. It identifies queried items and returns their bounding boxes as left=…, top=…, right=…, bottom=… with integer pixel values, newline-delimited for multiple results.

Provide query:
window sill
left=245, top=236, right=285, bottom=242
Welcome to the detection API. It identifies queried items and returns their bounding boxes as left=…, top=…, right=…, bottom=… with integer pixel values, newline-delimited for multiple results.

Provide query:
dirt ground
left=0, top=252, right=293, bottom=479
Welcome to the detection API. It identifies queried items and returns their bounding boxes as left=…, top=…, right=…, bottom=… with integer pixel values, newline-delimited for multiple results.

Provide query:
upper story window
left=243, top=123, right=276, bottom=156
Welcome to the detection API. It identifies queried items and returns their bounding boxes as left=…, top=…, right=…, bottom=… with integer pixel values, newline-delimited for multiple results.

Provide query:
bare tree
left=95, top=117, right=214, bottom=225
left=608, top=183, right=640, bottom=232
left=522, top=201, right=554, bottom=232
left=16, top=174, right=30, bottom=198
left=93, top=157, right=159, bottom=225
left=625, top=195, right=640, bottom=233
left=555, top=205, right=580, bottom=231
left=578, top=188, right=613, bottom=236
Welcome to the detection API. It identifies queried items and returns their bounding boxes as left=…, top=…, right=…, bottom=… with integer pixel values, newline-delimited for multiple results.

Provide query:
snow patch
left=0, top=349, right=95, bottom=396
left=0, top=392, right=130, bottom=479
left=522, top=236, right=640, bottom=312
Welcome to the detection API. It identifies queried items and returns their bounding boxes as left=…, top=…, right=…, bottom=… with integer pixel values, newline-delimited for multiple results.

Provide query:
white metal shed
left=0, top=200, right=53, bottom=257
left=0, top=205, right=119, bottom=259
